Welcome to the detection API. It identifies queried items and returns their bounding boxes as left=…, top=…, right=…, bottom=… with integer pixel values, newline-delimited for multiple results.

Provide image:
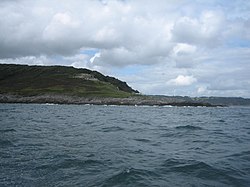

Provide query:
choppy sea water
left=0, top=104, right=250, bottom=187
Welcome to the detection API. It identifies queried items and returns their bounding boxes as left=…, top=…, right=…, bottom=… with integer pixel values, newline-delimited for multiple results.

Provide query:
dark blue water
left=0, top=104, right=250, bottom=187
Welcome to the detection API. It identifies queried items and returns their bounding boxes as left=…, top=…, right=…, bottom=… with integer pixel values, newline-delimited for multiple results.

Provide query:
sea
left=0, top=103, right=250, bottom=187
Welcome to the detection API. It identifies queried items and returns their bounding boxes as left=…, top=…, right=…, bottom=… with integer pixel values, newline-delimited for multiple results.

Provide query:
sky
left=0, top=0, right=250, bottom=97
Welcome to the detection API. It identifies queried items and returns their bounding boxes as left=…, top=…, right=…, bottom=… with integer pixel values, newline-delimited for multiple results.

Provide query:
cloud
left=168, top=75, right=197, bottom=86
left=197, top=86, right=207, bottom=94
left=0, top=0, right=250, bottom=97
left=0, top=0, right=176, bottom=61
left=171, top=10, right=226, bottom=47
left=171, top=43, right=197, bottom=68
left=0, top=0, right=247, bottom=60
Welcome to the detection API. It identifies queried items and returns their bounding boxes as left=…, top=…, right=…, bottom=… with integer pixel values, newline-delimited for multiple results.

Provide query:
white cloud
left=0, top=0, right=250, bottom=97
left=90, top=53, right=101, bottom=64
left=171, top=10, right=226, bottom=47
left=171, top=43, right=197, bottom=68
left=172, top=43, right=197, bottom=55
left=168, top=75, right=197, bottom=86
left=197, top=86, right=207, bottom=94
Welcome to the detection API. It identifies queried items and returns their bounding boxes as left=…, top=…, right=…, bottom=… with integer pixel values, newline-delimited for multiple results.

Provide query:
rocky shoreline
left=0, top=94, right=221, bottom=107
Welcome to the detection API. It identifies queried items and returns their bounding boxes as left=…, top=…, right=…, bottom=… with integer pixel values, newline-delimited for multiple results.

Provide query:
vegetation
left=0, top=64, right=139, bottom=98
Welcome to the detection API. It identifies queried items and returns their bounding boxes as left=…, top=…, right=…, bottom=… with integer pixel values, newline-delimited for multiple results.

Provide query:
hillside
left=0, top=64, right=139, bottom=97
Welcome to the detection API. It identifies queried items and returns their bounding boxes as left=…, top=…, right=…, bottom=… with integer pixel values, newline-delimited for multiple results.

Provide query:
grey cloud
left=0, top=0, right=247, bottom=60
left=93, top=43, right=172, bottom=67
left=171, top=11, right=226, bottom=47
left=0, top=0, right=182, bottom=60
left=0, top=1, right=124, bottom=58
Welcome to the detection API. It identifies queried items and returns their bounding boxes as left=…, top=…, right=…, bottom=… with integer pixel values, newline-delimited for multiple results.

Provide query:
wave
left=36, top=158, right=104, bottom=171
left=226, top=150, right=250, bottom=161
left=160, top=158, right=246, bottom=185
left=101, top=126, right=125, bottom=132
left=31, top=119, right=50, bottom=124
left=85, top=121, right=94, bottom=125
left=0, top=129, right=16, bottom=133
left=59, top=158, right=103, bottom=169
left=101, top=168, right=158, bottom=187
left=175, top=125, right=203, bottom=130
left=162, top=105, right=173, bottom=108
left=134, top=138, right=151, bottom=143
left=218, top=119, right=226, bottom=123
left=162, top=159, right=217, bottom=175
left=42, top=103, right=58, bottom=106
left=0, top=139, right=14, bottom=147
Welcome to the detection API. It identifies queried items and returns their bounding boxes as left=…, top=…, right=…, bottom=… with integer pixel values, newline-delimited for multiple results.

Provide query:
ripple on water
left=57, top=158, right=104, bottom=169
left=101, top=168, right=159, bottom=187
left=35, top=158, right=104, bottom=174
left=162, top=159, right=218, bottom=175
left=84, top=121, right=94, bottom=125
left=226, top=150, right=250, bottom=162
left=0, top=129, right=16, bottom=133
left=0, top=139, right=14, bottom=147
left=133, top=138, right=151, bottom=143
left=101, top=126, right=125, bottom=132
left=160, top=158, right=246, bottom=186
left=175, top=125, right=203, bottom=130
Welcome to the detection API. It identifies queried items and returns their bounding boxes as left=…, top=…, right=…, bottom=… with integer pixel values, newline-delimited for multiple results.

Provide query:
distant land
left=0, top=64, right=250, bottom=106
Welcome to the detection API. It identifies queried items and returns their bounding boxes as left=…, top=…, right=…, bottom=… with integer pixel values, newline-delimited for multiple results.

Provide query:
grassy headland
left=0, top=64, right=138, bottom=98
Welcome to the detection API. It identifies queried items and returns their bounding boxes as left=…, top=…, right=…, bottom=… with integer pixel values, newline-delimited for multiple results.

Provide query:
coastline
left=0, top=94, right=220, bottom=107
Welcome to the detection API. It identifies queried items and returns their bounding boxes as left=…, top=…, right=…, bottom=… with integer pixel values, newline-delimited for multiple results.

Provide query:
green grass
left=0, top=64, right=137, bottom=98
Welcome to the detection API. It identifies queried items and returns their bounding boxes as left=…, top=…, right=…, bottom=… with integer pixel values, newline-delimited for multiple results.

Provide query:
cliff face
left=0, top=64, right=139, bottom=97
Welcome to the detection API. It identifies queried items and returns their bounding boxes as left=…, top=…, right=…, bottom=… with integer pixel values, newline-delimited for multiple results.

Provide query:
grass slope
left=0, top=64, right=139, bottom=98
